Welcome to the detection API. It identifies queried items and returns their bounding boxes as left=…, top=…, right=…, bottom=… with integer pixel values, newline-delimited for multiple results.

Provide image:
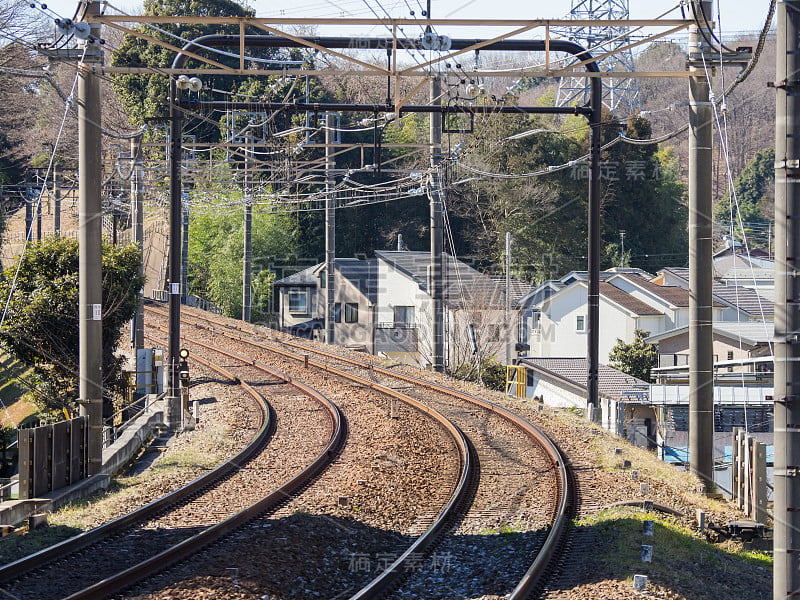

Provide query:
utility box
left=135, top=348, right=164, bottom=398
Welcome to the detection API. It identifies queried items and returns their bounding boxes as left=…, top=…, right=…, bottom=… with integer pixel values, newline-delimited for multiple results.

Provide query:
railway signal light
left=178, top=348, right=190, bottom=384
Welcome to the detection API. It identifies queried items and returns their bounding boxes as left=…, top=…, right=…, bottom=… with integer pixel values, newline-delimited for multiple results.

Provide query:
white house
left=523, top=279, right=666, bottom=363
left=274, top=258, right=377, bottom=350
left=520, top=357, right=654, bottom=447
left=519, top=271, right=729, bottom=363
left=275, top=251, right=532, bottom=369
left=374, top=250, right=532, bottom=368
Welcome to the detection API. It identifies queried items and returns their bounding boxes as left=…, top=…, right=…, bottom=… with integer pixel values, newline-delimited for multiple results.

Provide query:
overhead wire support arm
left=167, top=28, right=603, bottom=411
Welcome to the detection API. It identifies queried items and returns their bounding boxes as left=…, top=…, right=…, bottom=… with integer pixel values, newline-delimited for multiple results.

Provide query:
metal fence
left=18, top=416, right=87, bottom=499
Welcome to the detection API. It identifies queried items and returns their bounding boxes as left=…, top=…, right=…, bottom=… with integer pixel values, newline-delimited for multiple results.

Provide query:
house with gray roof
left=274, top=258, right=377, bottom=350
left=646, top=321, right=774, bottom=376
left=653, top=267, right=773, bottom=320
left=519, top=357, right=655, bottom=448
left=374, top=250, right=532, bottom=368
left=519, top=272, right=707, bottom=364
left=275, top=251, right=533, bottom=367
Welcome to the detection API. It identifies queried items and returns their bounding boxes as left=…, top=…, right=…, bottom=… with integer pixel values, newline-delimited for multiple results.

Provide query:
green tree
left=110, top=0, right=258, bottom=126
left=715, top=147, right=774, bottom=247
left=450, top=113, right=589, bottom=283
left=187, top=197, right=296, bottom=319
left=0, top=237, right=144, bottom=417
left=608, top=329, right=658, bottom=383
left=601, top=116, right=688, bottom=272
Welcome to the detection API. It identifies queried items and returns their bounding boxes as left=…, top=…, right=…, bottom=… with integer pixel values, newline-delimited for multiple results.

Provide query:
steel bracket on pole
left=775, top=467, right=800, bottom=478
left=687, top=49, right=751, bottom=70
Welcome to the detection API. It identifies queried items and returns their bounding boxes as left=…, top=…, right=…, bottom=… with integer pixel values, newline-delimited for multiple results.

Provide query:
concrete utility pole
left=242, top=130, right=253, bottom=323
left=773, top=1, right=800, bottom=597
left=53, top=169, right=61, bottom=236
left=325, top=113, right=336, bottom=345
left=24, top=172, right=33, bottom=238
left=505, top=231, right=512, bottom=365
left=687, top=0, right=715, bottom=493
left=429, top=75, right=445, bottom=373
left=131, top=134, right=145, bottom=350
left=77, top=0, right=104, bottom=475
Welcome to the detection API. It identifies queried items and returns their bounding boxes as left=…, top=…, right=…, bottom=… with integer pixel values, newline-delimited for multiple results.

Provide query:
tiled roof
left=611, top=274, right=694, bottom=307
left=375, top=250, right=532, bottom=308
left=659, top=267, right=689, bottom=282
left=274, top=263, right=320, bottom=287
left=520, top=357, right=650, bottom=402
left=560, top=268, right=654, bottom=284
left=599, top=282, right=662, bottom=316
left=645, top=321, right=774, bottom=346
left=714, top=321, right=774, bottom=345
left=721, top=267, right=774, bottom=282
left=712, top=285, right=773, bottom=317
left=656, top=268, right=772, bottom=316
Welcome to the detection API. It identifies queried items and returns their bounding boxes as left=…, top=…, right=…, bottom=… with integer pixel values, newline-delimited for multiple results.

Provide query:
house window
left=345, top=302, right=358, bottom=323
left=288, top=289, right=309, bottom=314
left=727, top=351, right=734, bottom=361
left=487, top=324, right=500, bottom=341
left=394, top=306, right=415, bottom=326
left=318, top=271, right=326, bottom=288
left=334, top=303, right=341, bottom=323
left=576, top=315, right=585, bottom=332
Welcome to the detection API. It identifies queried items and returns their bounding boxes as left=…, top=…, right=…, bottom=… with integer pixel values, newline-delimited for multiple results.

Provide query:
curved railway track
left=146, top=304, right=575, bottom=600
left=0, top=334, right=345, bottom=600
left=142, top=318, right=472, bottom=600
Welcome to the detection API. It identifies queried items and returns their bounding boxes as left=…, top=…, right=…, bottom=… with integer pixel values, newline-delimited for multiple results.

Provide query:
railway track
left=145, top=304, right=575, bottom=600
left=0, top=333, right=345, bottom=600
left=141, top=312, right=472, bottom=599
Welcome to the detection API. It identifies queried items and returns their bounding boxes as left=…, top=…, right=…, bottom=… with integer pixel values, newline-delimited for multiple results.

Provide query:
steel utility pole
left=325, top=113, right=336, bottom=345
left=586, top=45, right=602, bottom=423
left=77, top=0, right=104, bottom=475
left=131, top=134, right=145, bottom=350
left=167, top=77, right=183, bottom=428
left=429, top=74, right=445, bottom=373
left=242, top=130, right=253, bottom=323
left=773, top=1, right=800, bottom=597
left=687, top=0, right=715, bottom=493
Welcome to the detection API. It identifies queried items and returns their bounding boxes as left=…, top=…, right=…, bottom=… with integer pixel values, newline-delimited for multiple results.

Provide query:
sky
left=40, top=0, right=773, bottom=40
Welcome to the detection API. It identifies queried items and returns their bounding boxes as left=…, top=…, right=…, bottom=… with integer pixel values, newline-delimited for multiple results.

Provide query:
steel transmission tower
left=555, top=0, right=640, bottom=114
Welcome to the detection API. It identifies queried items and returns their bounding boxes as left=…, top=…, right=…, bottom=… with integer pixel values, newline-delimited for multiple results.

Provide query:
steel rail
left=0, top=341, right=273, bottom=585
left=149, top=306, right=572, bottom=598
left=63, top=329, right=347, bottom=600
left=145, top=307, right=475, bottom=598
left=163, top=322, right=474, bottom=599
